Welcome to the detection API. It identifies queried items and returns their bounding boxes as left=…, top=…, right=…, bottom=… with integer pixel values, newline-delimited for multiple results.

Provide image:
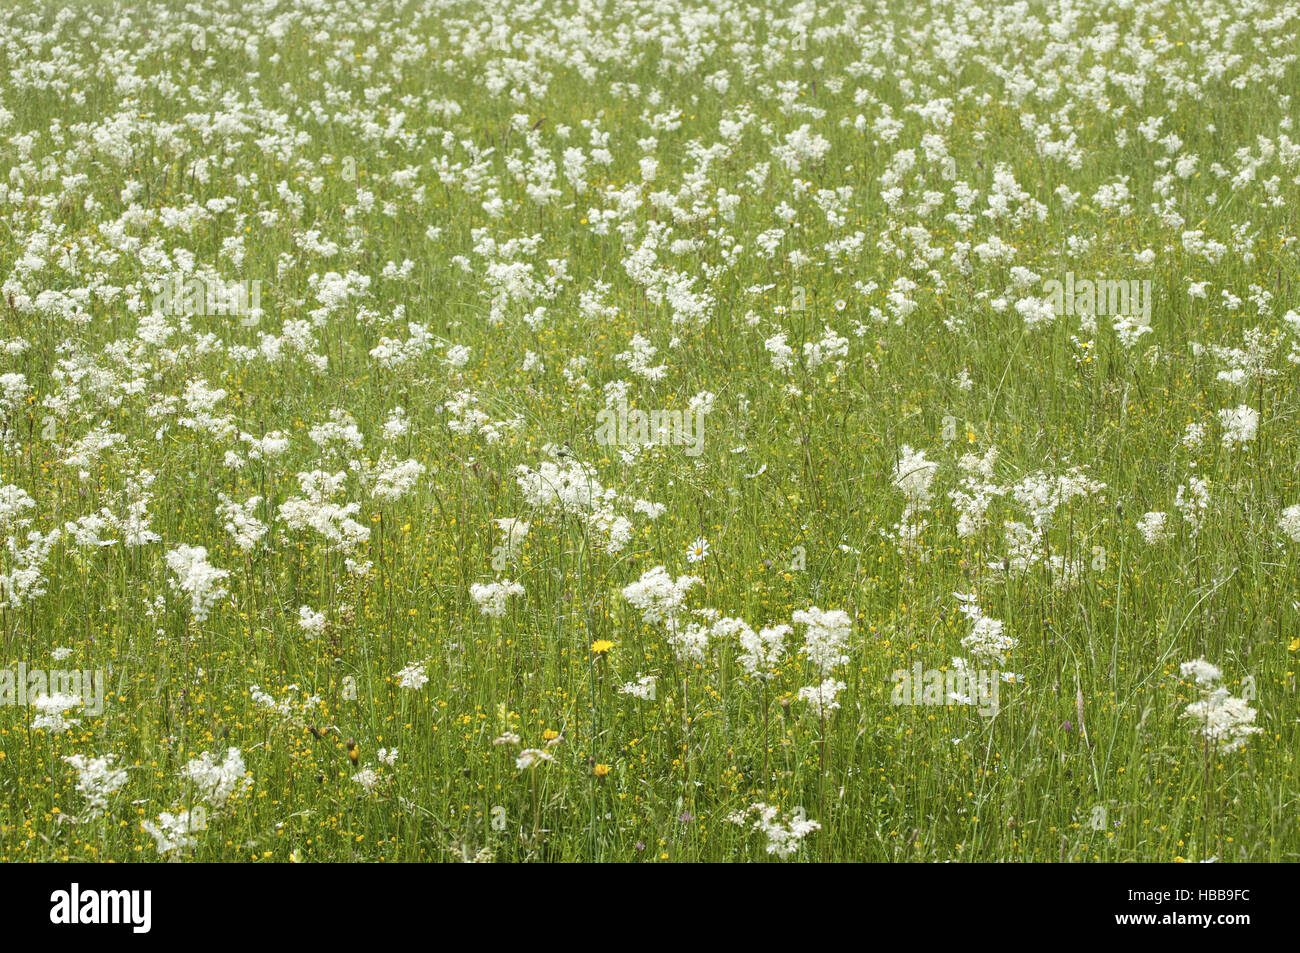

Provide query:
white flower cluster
left=620, top=565, right=701, bottom=628
left=278, top=469, right=371, bottom=555
left=729, top=802, right=821, bottom=858
left=1278, top=504, right=1300, bottom=543
left=63, top=753, right=128, bottom=819
left=142, top=810, right=205, bottom=856
left=165, top=544, right=230, bottom=622
left=469, top=579, right=525, bottom=618
left=955, top=592, right=1015, bottom=664
left=618, top=675, right=658, bottom=700
left=180, top=747, right=252, bottom=812
left=514, top=448, right=664, bottom=555
left=395, top=660, right=430, bottom=690
left=620, top=566, right=854, bottom=718
left=890, top=445, right=939, bottom=552
left=1179, top=660, right=1262, bottom=754
left=31, top=691, right=82, bottom=733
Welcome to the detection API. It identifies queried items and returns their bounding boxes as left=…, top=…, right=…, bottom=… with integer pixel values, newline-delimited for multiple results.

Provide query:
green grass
left=0, top=0, right=1298, bottom=862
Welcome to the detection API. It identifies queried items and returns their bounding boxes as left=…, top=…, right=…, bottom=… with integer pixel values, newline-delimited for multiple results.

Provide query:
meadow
left=0, top=0, right=1298, bottom=862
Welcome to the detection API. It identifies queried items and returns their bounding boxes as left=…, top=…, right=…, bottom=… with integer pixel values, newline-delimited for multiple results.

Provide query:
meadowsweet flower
left=955, top=593, right=1015, bottom=663
left=950, top=453, right=1004, bottom=538
left=298, top=605, right=327, bottom=637
left=494, top=517, right=529, bottom=559
left=1012, top=468, right=1105, bottom=530
left=470, top=579, right=525, bottom=617
left=31, top=691, right=81, bottom=733
left=893, top=446, right=938, bottom=505
left=165, top=544, right=230, bottom=622
left=1137, top=511, right=1169, bottom=544
left=1217, top=405, right=1258, bottom=446
left=615, top=333, right=667, bottom=380
left=729, top=802, right=821, bottom=858
left=737, top=624, right=791, bottom=678
left=278, top=473, right=370, bottom=554
left=382, top=407, right=409, bottom=440
left=516, top=748, right=554, bottom=770
left=1180, top=660, right=1261, bottom=753
left=395, top=661, right=429, bottom=690
left=64, top=753, right=128, bottom=819
left=143, top=810, right=204, bottom=855
left=793, top=606, right=853, bottom=675
left=765, top=333, right=794, bottom=371
left=798, top=678, right=847, bottom=718
left=352, top=768, right=380, bottom=792
left=1278, top=504, right=1300, bottom=543
left=514, top=453, right=658, bottom=554
left=369, top=456, right=426, bottom=502
left=180, top=747, right=251, bottom=812
left=1211, top=400, right=1253, bottom=447
left=618, top=675, right=657, bottom=700
left=803, top=326, right=849, bottom=370
left=621, top=566, right=700, bottom=627
left=216, top=494, right=267, bottom=552
left=1175, top=478, right=1210, bottom=535
left=1180, top=658, right=1222, bottom=685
